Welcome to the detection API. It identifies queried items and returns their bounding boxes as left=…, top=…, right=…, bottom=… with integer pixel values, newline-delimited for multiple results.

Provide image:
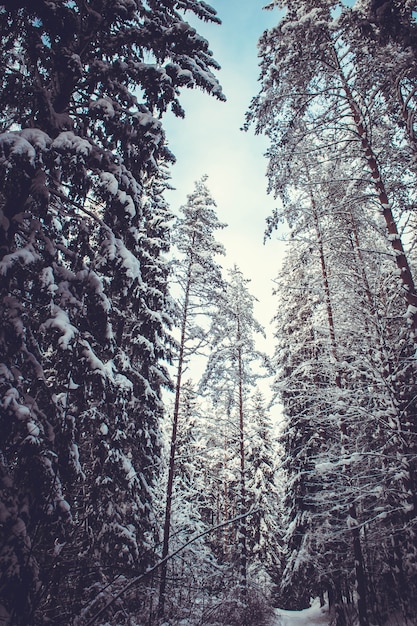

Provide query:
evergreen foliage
left=7, top=0, right=417, bottom=623
left=200, top=266, right=269, bottom=604
left=0, top=1, right=223, bottom=624
left=158, top=176, right=226, bottom=617
left=248, top=1, right=417, bottom=623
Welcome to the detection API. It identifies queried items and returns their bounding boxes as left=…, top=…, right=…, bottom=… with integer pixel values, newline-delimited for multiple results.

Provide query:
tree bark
left=158, top=254, right=194, bottom=619
left=331, top=46, right=417, bottom=332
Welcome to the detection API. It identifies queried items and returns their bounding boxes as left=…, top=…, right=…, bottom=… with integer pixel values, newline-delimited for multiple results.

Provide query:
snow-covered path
left=273, top=599, right=330, bottom=626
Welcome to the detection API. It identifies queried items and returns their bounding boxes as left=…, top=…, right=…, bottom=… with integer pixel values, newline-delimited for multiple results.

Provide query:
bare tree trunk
left=331, top=47, right=417, bottom=332
left=158, top=257, right=193, bottom=619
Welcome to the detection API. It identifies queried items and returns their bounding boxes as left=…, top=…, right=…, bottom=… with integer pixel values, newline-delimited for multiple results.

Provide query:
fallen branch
left=84, top=508, right=260, bottom=626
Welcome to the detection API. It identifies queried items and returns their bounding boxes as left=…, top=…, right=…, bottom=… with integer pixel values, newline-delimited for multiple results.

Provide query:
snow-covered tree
left=247, top=0, right=417, bottom=329
left=158, top=175, right=226, bottom=616
left=248, top=3, right=417, bottom=622
left=0, top=2, right=223, bottom=624
left=245, top=390, right=280, bottom=575
left=200, top=266, right=267, bottom=603
left=157, top=380, right=225, bottom=621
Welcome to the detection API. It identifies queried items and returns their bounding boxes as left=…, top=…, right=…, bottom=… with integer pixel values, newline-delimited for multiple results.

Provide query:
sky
left=163, top=0, right=287, bottom=339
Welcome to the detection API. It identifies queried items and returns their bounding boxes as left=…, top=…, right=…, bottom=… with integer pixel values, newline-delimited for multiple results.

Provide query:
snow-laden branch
left=49, top=188, right=113, bottom=234
left=84, top=508, right=260, bottom=626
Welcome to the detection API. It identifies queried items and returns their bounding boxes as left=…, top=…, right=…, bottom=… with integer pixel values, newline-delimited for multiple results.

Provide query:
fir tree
left=0, top=2, right=223, bottom=624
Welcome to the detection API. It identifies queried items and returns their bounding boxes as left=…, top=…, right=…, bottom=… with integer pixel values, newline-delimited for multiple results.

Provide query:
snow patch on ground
left=273, top=599, right=330, bottom=626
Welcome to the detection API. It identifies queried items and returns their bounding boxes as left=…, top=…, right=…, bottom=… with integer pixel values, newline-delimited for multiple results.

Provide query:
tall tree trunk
left=331, top=46, right=417, bottom=332
left=332, top=54, right=417, bottom=604
left=237, top=318, right=247, bottom=603
left=158, top=257, right=193, bottom=619
left=223, top=429, right=231, bottom=558
left=310, top=190, right=369, bottom=626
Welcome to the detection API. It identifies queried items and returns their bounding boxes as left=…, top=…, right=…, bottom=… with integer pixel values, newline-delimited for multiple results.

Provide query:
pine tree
left=247, top=0, right=417, bottom=329
left=158, top=175, right=226, bottom=617
left=248, top=3, right=417, bottom=621
left=0, top=2, right=223, bottom=624
left=200, top=266, right=267, bottom=611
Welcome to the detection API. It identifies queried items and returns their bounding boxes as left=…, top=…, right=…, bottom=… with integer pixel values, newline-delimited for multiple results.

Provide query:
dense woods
left=1, top=1, right=417, bottom=625
left=247, top=1, right=417, bottom=624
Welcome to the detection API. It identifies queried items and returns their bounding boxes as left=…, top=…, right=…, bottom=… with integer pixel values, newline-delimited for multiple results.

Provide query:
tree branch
left=84, top=508, right=260, bottom=626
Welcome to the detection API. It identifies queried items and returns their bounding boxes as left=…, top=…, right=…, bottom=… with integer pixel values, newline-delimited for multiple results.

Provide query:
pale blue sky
left=164, top=0, right=285, bottom=332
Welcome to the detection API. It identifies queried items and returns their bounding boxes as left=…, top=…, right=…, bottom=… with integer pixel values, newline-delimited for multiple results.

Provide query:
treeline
left=0, top=2, right=278, bottom=625
left=246, top=1, right=417, bottom=625
left=155, top=177, right=279, bottom=625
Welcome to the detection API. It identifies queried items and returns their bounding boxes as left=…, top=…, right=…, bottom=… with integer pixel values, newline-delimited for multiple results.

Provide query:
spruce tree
left=0, top=2, right=223, bottom=624
left=248, top=3, right=417, bottom=621
left=245, top=390, right=280, bottom=576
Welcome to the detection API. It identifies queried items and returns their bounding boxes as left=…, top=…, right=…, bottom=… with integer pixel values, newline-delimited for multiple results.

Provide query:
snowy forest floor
left=272, top=599, right=330, bottom=626
left=271, top=600, right=409, bottom=626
